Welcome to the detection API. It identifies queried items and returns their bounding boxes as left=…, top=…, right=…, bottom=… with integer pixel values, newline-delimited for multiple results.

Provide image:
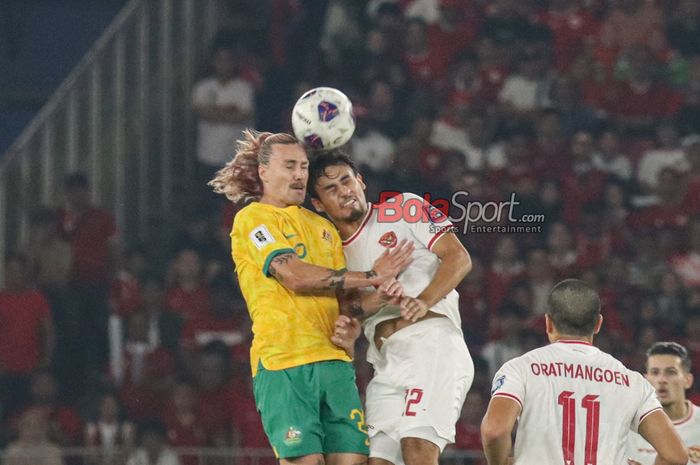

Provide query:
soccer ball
left=291, top=87, right=355, bottom=150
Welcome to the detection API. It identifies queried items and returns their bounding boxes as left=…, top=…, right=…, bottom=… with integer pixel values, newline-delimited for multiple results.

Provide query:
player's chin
left=289, top=189, right=306, bottom=203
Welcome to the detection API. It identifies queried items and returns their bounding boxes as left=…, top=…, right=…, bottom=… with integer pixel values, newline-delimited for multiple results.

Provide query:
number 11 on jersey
left=557, top=391, right=600, bottom=465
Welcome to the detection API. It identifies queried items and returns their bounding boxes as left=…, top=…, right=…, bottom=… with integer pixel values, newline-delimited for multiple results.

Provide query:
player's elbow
left=480, top=419, right=509, bottom=446
left=450, top=247, right=472, bottom=280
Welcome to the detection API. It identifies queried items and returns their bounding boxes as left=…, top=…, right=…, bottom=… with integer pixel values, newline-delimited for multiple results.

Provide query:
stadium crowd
left=2, top=0, right=700, bottom=463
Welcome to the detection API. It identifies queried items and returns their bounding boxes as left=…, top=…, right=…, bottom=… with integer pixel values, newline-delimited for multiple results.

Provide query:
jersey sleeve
left=401, top=192, right=453, bottom=251
left=490, top=358, right=525, bottom=411
left=631, top=373, right=663, bottom=433
left=232, top=208, right=296, bottom=277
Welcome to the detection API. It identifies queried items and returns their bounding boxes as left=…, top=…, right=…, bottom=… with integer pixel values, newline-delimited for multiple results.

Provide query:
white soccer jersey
left=342, top=193, right=462, bottom=365
left=491, top=340, right=662, bottom=465
left=627, top=402, right=700, bottom=465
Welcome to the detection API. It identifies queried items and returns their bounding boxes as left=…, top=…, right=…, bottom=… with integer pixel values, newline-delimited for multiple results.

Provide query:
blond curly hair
left=209, top=129, right=299, bottom=202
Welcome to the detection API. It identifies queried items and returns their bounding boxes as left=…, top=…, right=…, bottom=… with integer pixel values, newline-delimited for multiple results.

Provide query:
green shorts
left=253, top=360, right=369, bottom=459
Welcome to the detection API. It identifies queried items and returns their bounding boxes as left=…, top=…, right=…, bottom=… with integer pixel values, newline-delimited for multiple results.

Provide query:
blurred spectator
left=111, top=313, right=175, bottom=422
left=670, top=218, right=700, bottom=288
left=107, top=247, right=148, bottom=379
left=194, top=342, right=236, bottom=446
left=126, top=421, right=180, bottom=465
left=546, top=222, right=577, bottom=278
left=666, top=0, right=700, bottom=57
left=560, top=130, right=608, bottom=224
left=180, top=282, right=245, bottom=367
left=632, top=168, right=690, bottom=232
left=462, top=113, right=506, bottom=171
left=498, top=46, right=554, bottom=118
left=611, top=45, right=683, bottom=132
left=25, top=208, right=72, bottom=296
left=192, top=43, right=255, bottom=171
left=4, top=409, right=64, bottom=465
left=11, top=371, right=82, bottom=446
left=676, top=56, right=700, bottom=135
left=637, top=122, right=688, bottom=192
left=402, top=18, right=449, bottom=89
left=599, top=0, right=666, bottom=57
left=549, top=75, right=600, bottom=137
left=59, top=172, right=116, bottom=389
left=481, top=304, right=525, bottom=378
left=533, top=0, right=599, bottom=72
left=451, top=390, right=486, bottom=465
left=107, top=246, right=147, bottom=390
left=84, top=392, right=135, bottom=465
left=0, top=254, right=54, bottom=419
left=682, top=136, right=700, bottom=213
left=141, top=275, right=182, bottom=355
left=486, top=237, right=525, bottom=313
left=627, top=232, right=669, bottom=290
left=592, top=128, right=633, bottom=181
left=162, top=382, right=205, bottom=465
left=165, top=249, right=212, bottom=322
left=351, top=112, right=397, bottom=175
left=524, top=249, right=556, bottom=316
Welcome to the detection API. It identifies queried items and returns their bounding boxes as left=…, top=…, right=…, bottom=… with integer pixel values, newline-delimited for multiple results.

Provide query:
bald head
left=547, top=279, right=601, bottom=336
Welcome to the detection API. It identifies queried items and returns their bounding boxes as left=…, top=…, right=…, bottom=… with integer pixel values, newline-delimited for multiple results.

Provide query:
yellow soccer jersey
left=230, top=201, right=351, bottom=376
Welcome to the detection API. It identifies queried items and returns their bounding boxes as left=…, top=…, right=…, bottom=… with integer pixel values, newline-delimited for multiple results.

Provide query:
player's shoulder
left=687, top=403, right=700, bottom=425
left=232, top=202, right=276, bottom=230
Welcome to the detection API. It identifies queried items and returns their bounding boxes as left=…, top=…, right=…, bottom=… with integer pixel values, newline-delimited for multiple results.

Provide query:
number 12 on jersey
left=557, top=391, right=600, bottom=465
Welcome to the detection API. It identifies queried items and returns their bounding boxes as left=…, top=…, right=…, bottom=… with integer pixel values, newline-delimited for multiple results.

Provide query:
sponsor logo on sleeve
left=250, top=225, right=275, bottom=250
left=491, top=375, right=506, bottom=395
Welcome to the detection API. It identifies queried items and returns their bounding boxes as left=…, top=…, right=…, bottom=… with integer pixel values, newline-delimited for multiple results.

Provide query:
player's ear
left=593, top=314, right=603, bottom=335
left=685, top=372, right=694, bottom=390
left=258, top=164, right=268, bottom=183
left=357, top=173, right=366, bottom=190
left=310, top=197, right=324, bottom=213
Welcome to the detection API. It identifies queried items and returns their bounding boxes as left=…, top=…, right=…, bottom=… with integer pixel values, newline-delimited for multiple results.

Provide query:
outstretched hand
left=400, top=296, right=430, bottom=322
left=331, top=315, right=362, bottom=356
left=370, top=239, right=414, bottom=285
left=378, top=277, right=404, bottom=305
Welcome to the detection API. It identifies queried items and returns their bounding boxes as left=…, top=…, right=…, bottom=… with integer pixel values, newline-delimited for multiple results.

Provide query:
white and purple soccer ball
left=291, top=87, right=355, bottom=150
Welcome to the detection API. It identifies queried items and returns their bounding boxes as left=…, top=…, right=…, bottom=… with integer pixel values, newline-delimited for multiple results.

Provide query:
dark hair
left=307, top=150, right=359, bottom=199
left=547, top=279, right=601, bottom=336
left=646, top=342, right=691, bottom=372
left=64, top=172, right=89, bottom=188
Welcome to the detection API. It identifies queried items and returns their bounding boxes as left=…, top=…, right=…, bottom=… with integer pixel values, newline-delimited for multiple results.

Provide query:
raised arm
left=268, top=240, right=413, bottom=293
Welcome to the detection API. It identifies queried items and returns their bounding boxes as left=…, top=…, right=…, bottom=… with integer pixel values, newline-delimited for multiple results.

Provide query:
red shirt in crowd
left=108, top=271, right=142, bottom=317
left=534, top=7, right=599, bottom=71
left=611, top=81, right=684, bottom=120
left=115, top=345, right=175, bottom=421
left=165, top=284, right=212, bottom=321
left=59, top=207, right=116, bottom=285
left=0, top=289, right=51, bottom=374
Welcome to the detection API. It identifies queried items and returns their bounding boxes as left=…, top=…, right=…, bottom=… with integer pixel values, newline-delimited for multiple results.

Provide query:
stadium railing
left=0, top=446, right=485, bottom=464
left=0, top=0, right=225, bottom=282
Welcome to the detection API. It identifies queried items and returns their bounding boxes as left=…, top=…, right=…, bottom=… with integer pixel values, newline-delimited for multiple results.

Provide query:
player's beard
left=345, top=203, right=366, bottom=222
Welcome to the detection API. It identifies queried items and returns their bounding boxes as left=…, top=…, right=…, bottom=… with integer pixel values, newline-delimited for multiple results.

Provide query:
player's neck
left=550, top=334, right=594, bottom=345
left=336, top=220, right=363, bottom=240
left=665, top=400, right=690, bottom=422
